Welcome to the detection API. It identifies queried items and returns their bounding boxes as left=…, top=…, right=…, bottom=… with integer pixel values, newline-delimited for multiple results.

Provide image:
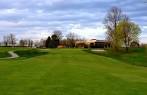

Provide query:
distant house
left=75, top=41, right=85, bottom=48
left=95, top=40, right=110, bottom=48
left=130, top=41, right=140, bottom=48
left=75, top=39, right=110, bottom=48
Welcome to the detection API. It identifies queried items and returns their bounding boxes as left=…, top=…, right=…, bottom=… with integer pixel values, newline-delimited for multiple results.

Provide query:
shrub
left=141, top=44, right=147, bottom=53
left=145, top=45, right=147, bottom=53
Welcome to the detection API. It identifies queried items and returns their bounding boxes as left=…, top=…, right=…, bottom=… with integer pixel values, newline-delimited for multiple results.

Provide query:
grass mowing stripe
left=0, top=48, right=147, bottom=95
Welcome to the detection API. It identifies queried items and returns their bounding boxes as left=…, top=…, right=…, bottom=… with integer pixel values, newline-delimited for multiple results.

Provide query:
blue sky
left=0, top=0, right=147, bottom=43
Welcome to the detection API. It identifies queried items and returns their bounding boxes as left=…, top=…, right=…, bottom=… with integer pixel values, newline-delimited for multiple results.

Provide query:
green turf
left=0, top=47, right=11, bottom=58
left=0, top=48, right=147, bottom=95
left=0, top=51, right=10, bottom=58
left=14, top=49, right=48, bottom=59
left=90, top=48, right=147, bottom=67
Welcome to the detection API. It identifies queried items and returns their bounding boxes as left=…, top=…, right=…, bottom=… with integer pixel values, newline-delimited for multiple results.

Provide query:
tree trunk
left=126, top=46, right=129, bottom=52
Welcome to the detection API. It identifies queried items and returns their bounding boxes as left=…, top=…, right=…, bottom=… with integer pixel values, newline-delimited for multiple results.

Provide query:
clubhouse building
left=75, top=39, right=110, bottom=48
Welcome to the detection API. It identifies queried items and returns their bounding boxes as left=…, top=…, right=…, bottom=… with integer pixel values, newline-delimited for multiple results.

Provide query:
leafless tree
left=3, top=35, right=9, bottom=46
left=39, top=39, right=46, bottom=48
left=19, top=39, right=33, bottom=47
left=104, top=6, right=124, bottom=51
left=53, top=30, right=63, bottom=40
left=60, top=39, right=67, bottom=46
left=34, top=41, right=40, bottom=48
left=66, top=32, right=79, bottom=48
left=9, top=34, right=16, bottom=47
left=27, top=39, right=33, bottom=47
left=3, top=34, right=16, bottom=47
left=19, top=39, right=27, bottom=47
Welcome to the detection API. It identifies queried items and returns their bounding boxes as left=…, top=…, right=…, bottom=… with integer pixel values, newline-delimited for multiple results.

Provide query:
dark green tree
left=45, top=36, right=51, bottom=48
left=50, top=34, right=59, bottom=48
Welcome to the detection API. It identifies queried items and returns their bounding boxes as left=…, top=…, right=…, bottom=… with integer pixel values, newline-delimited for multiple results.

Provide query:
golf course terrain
left=0, top=47, right=147, bottom=95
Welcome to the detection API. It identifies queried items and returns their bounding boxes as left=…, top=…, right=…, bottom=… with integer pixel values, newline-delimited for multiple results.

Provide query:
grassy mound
left=0, top=47, right=12, bottom=58
left=15, top=49, right=48, bottom=58
left=0, top=51, right=10, bottom=58
left=90, top=48, right=147, bottom=67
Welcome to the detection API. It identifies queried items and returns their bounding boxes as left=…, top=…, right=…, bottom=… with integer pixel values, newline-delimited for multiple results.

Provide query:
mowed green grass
left=0, top=48, right=147, bottom=95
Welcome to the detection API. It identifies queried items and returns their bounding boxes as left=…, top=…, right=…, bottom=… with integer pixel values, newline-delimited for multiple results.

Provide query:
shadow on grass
left=83, top=48, right=147, bottom=67
left=14, top=49, right=49, bottom=60
left=0, top=51, right=11, bottom=58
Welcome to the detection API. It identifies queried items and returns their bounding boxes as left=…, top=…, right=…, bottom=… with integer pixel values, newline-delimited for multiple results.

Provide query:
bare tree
left=104, top=6, right=124, bottom=51
left=53, top=30, right=63, bottom=40
left=3, top=34, right=16, bottom=47
left=9, top=34, right=16, bottom=47
left=27, top=39, right=33, bottom=47
left=34, top=41, right=40, bottom=48
left=19, top=39, right=26, bottom=47
left=60, top=39, right=67, bottom=47
left=3, top=35, right=9, bottom=46
left=39, top=39, right=46, bottom=48
left=66, top=32, right=79, bottom=48
left=19, top=39, right=33, bottom=47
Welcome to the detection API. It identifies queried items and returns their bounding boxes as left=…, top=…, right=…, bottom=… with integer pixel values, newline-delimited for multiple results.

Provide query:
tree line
left=0, top=6, right=142, bottom=51
left=0, top=31, right=81, bottom=48
left=43, top=31, right=81, bottom=48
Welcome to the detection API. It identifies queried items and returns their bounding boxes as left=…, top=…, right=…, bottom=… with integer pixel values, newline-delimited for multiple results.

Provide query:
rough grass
left=90, top=48, right=147, bottom=67
left=0, top=48, right=147, bottom=95
left=0, top=51, right=10, bottom=58
left=0, top=48, right=11, bottom=58
left=14, top=49, right=48, bottom=59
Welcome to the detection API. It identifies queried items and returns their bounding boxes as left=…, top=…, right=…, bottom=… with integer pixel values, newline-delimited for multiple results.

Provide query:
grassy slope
left=0, top=48, right=147, bottom=95
left=90, top=48, right=147, bottom=67
left=0, top=47, right=30, bottom=58
left=0, top=51, right=10, bottom=58
left=0, top=48, right=11, bottom=58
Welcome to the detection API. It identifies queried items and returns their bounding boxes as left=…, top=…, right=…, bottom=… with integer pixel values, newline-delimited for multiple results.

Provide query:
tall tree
left=104, top=6, right=124, bottom=51
left=3, top=34, right=16, bottom=47
left=3, top=36, right=9, bottom=47
left=45, top=34, right=59, bottom=48
left=66, top=32, right=78, bottom=48
left=19, top=39, right=26, bottom=47
left=39, top=39, right=46, bottom=48
left=51, top=34, right=59, bottom=48
left=9, top=34, right=16, bottom=47
left=19, top=39, right=33, bottom=47
left=53, top=30, right=63, bottom=40
left=27, top=39, right=33, bottom=47
left=45, top=36, right=51, bottom=48
left=117, top=17, right=141, bottom=52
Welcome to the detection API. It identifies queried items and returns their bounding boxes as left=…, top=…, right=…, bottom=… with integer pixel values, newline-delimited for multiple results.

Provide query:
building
left=75, top=39, right=110, bottom=48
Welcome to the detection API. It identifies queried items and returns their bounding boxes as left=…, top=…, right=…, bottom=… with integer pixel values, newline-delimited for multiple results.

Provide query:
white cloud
left=140, top=37, right=147, bottom=44
left=143, top=26, right=147, bottom=29
left=69, top=24, right=106, bottom=39
left=16, top=27, right=51, bottom=41
left=0, top=21, right=21, bottom=27
left=0, top=0, right=146, bottom=43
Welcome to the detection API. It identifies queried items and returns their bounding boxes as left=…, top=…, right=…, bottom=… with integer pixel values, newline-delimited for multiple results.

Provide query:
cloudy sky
left=0, top=0, right=147, bottom=43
